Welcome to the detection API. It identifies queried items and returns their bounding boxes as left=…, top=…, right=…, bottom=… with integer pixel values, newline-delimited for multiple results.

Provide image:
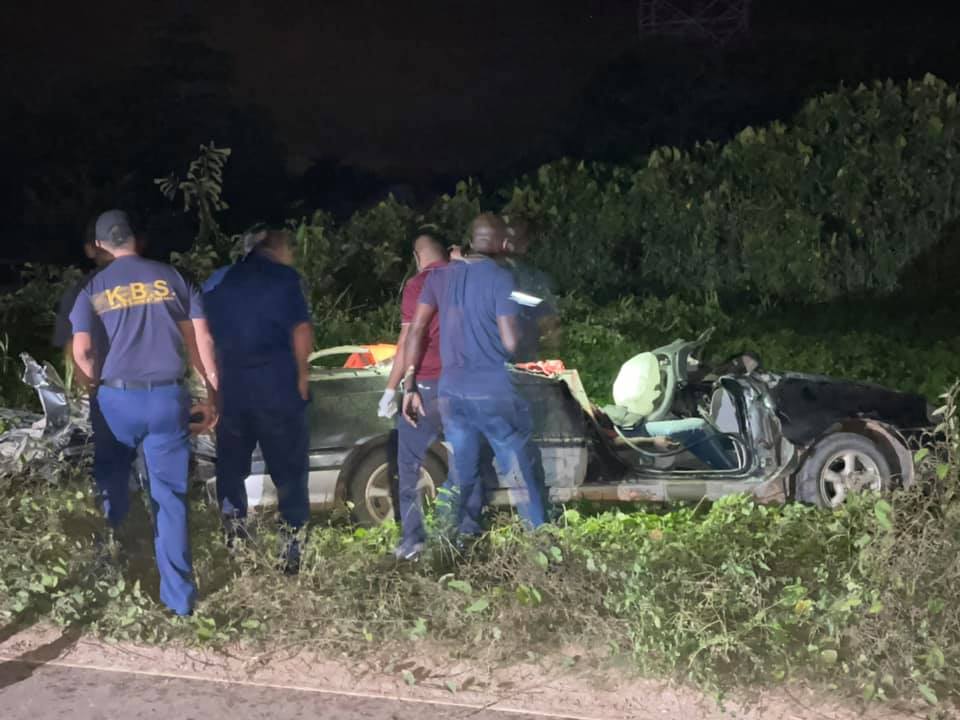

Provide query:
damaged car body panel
left=254, top=332, right=921, bottom=515
left=0, top=355, right=92, bottom=475
left=3, top=327, right=933, bottom=523
left=768, top=373, right=931, bottom=445
left=1, top=354, right=200, bottom=488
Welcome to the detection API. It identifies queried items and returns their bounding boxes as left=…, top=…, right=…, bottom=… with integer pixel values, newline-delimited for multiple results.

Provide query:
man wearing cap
left=202, top=225, right=313, bottom=574
left=402, top=214, right=548, bottom=540
left=70, top=210, right=219, bottom=617
left=377, top=232, right=448, bottom=561
left=54, top=219, right=153, bottom=492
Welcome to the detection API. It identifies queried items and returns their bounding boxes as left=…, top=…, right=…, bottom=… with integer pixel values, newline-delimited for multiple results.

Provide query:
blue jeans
left=95, top=384, right=195, bottom=616
left=396, top=382, right=443, bottom=547
left=215, top=406, right=310, bottom=529
left=440, top=389, right=547, bottom=535
left=433, top=442, right=498, bottom=531
left=633, top=418, right=737, bottom=471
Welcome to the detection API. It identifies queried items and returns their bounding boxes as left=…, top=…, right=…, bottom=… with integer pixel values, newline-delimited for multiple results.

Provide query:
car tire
left=347, top=445, right=446, bottom=527
left=795, top=432, right=892, bottom=509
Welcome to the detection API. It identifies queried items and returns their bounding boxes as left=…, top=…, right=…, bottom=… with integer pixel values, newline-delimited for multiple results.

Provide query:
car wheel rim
left=819, top=450, right=882, bottom=507
left=365, top=463, right=437, bottom=524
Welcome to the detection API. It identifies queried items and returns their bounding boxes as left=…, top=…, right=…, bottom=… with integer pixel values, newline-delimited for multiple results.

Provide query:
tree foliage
left=158, top=77, right=960, bottom=312
left=507, top=75, right=960, bottom=305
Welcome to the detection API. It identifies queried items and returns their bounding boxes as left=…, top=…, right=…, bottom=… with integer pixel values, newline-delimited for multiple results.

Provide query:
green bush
left=145, top=76, right=960, bottom=345
left=3, top=416, right=958, bottom=706
left=0, top=264, right=85, bottom=407
left=547, top=294, right=960, bottom=404
left=160, top=76, right=959, bottom=316
left=292, top=178, right=483, bottom=311
left=500, top=75, right=960, bottom=305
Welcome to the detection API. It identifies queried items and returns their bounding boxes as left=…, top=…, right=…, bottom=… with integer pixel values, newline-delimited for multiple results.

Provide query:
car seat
left=599, top=352, right=741, bottom=471
left=709, top=383, right=740, bottom=435
left=603, top=352, right=662, bottom=427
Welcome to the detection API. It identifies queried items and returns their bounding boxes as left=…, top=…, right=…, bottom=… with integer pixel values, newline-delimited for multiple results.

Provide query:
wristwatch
left=402, top=365, right=419, bottom=393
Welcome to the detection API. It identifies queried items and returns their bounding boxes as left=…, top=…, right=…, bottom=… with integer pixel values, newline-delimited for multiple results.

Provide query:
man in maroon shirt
left=378, top=233, right=448, bottom=560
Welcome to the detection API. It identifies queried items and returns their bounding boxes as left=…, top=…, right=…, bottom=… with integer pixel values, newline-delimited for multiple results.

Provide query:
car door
left=508, top=370, right=591, bottom=494
left=303, top=348, right=394, bottom=506
left=308, top=369, right=392, bottom=451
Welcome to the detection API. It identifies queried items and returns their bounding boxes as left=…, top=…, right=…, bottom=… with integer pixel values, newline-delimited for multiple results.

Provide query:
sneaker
left=393, top=541, right=424, bottom=562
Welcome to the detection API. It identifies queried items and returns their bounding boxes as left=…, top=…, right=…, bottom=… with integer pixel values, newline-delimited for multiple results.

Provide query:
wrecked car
left=1, top=332, right=933, bottom=526
left=0, top=355, right=208, bottom=489
left=293, top=333, right=931, bottom=523
left=0, top=356, right=89, bottom=479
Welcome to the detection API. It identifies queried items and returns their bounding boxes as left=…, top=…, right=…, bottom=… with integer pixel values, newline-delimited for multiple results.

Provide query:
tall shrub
left=499, top=76, right=960, bottom=305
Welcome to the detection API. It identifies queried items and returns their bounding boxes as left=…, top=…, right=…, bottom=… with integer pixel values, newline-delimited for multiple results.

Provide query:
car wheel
left=347, top=446, right=445, bottom=527
left=795, top=432, right=891, bottom=508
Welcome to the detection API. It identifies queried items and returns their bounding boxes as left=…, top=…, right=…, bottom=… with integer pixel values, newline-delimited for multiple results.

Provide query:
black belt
left=100, top=378, right=184, bottom=391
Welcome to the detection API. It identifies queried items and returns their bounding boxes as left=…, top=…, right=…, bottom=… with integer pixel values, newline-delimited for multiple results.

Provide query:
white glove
left=377, top=388, right=398, bottom=418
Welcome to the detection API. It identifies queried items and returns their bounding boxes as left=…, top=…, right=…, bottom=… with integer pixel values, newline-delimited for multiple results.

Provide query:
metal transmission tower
left=637, top=0, right=751, bottom=46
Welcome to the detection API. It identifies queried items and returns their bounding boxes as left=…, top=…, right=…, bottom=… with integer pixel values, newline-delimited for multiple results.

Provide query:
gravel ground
left=0, top=626, right=927, bottom=720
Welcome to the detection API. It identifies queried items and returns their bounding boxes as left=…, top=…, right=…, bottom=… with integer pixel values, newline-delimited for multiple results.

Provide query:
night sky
left=2, top=0, right=960, bottom=267
left=2, top=0, right=635, bottom=176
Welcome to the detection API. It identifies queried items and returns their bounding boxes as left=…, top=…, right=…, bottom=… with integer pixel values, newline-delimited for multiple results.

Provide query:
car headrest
left=611, top=352, right=662, bottom=418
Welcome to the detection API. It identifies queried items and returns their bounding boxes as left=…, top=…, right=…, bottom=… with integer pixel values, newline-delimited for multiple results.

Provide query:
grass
left=1, top=386, right=959, bottom=710
left=2, top=292, right=960, bottom=711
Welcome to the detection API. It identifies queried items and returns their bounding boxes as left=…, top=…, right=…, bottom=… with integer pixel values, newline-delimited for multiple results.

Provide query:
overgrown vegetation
left=1, top=390, right=958, bottom=707
left=155, top=76, right=960, bottom=314
left=2, top=76, right=960, bottom=711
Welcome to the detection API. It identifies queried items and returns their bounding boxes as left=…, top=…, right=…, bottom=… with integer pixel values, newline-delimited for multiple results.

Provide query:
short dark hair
left=414, top=230, right=446, bottom=254
left=257, top=228, right=293, bottom=253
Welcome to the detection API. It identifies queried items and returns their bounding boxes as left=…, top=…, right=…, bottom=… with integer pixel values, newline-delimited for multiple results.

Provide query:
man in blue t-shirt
left=402, top=214, right=547, bottom=538
left=202, top=225, right=313, bottom=574
left=70, top=210, right=220, bottom=617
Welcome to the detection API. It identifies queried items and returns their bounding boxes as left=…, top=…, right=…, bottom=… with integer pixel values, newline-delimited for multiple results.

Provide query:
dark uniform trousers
left=94, top=384, right=195, bottom=616
left=215, top=406, right=310, bottom=530
left=396, top=381, right=443, bottom=547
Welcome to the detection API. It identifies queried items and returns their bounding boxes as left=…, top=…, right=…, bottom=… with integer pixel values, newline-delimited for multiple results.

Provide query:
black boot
left=223, top=517, right=250, bottom=551
left=91, top=529, right=120, bottom=579
left=279, top=530, right=302, bottom=576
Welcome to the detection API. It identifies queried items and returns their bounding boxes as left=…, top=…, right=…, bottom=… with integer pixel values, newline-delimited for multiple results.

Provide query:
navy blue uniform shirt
left=202, top=253, right=311, bottom=413
left=53, top=269, right=110, bottom=362
left=504, top=258, right=557, bottom=363
left=69, top=256, right=202, bottom=382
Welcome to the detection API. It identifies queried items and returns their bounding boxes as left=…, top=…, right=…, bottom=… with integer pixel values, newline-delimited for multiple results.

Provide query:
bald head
left=413, top=233, right=446, bottom=270
left=470, top=213, right=508, bottom=255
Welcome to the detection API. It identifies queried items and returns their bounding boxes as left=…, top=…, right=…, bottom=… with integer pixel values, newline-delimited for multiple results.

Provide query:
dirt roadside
left=0, top=625, right=932, bottom=720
